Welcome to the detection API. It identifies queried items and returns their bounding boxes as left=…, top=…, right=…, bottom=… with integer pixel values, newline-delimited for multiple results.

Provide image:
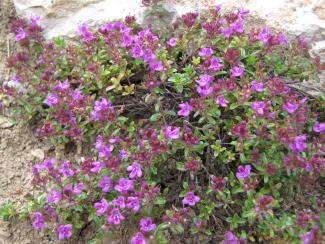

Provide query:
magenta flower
left=126, top=197, right=141, bottom=212
left=47, top=190, right=62, bottom=205
left=231, top=20, right=244, bottom=34
left=199, top=47, right=214, bottom=57
left=258, top=27, right=271, bottom=44
left=182, top=192, right=200, bottom=206
left=30, top=15, right=41, bottom=26
left=78, top=24, right=96, bottom=42
left=224, top=231, right=239, bottom=244
left=196, top=74, right=213, bottom=87
left=94, top=198, right=109, bottom=216
left=72, top=183, right=85, bottom=195
left=300, top=231, right=314, bottom=244
left=45, top=93, right=59, bottom=107
left=313, top=122, right=325, bottom=134
left=16, top=28, right=27, bottom=42
left=278, top=33, right=288, bottom=46
left=209, top=57, right=224, bottom=71
left=127, top=162, right=143, bottom=179
left=164, top=126, right=180, bottom=140
left=216, top=95, right=229, bottom=108
left=236, top=164, right=251, bottom=180
left=288, top=135, right=307, bottom=152
left=114, top=178, right=134, bottom=193
left=251, top=101, right=266, bottom=115
left=59, top=161, right=75, bottom=177
left=251, top=80, right=265, bottom=92
left=112, top=196, right=126, bottom=208
left=230, top=66, right=244, bottom=77
left=140, top=217, right=157, bottom=233
left=221, top=27, right=234, bottom=38
left=32, top=212, right=46, bottom=230
left=256, top=195, right=273, bottom=213
left=131, top=232, right=146, bottom=244
left=197, top=85, right=213, bottom=97
left=178, top=102, right=193, bottom=117
left=90, top=161, right=104, bottom=173
left=149, top=60, right=165, bottom=72
left=119, top=149, right=129, bottom=159
left=167, top=37, right=177, bottom=47
left=58, top=224, right=72, bottom=240
left=106, top=208, right=124, bottom=225
left=91, top=98, right=115, bottom=122
left=98, top=176, right=113, bottom=192
left=54, top=79, right=70, bottom=91
left=283, top=101, right=299, bottom=114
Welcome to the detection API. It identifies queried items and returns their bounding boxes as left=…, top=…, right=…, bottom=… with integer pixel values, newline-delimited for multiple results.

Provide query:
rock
left=0, top=115, right=14, bottom=129
left=30, top=148, right=45, bottom=160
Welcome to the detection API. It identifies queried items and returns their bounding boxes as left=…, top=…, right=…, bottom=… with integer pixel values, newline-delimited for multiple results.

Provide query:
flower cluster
left=3, top=4, right=324, bottom=244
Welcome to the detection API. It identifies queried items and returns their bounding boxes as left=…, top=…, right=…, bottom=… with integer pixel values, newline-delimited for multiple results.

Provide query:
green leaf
left=150, top=113, right=161, bottom=122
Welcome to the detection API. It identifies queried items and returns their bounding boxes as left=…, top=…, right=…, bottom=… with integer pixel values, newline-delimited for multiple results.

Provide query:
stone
left=0, top=116, right=14, bottom=129
left=30, top=148, right=45, bottom=160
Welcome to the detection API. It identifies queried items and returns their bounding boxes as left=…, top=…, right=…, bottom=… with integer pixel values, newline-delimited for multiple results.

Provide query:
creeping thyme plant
left=1, top=5, right=325, bottom=244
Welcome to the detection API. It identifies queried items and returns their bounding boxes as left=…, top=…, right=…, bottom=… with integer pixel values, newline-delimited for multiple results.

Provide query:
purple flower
left=140, top=217, right=156, bottom=233
left=258, top=27, right=271, bottom=44
left=313, top=122, right=325, bottom=134
left=231, top=66, right=244, bottom=77
left=72, top=183, right=85, bottom=195
left=59, top=161, right=75, bottom=177
left=47, top=190, right=62, bottom=205
left=251, top=80, right=265, bottom=92
left=98, top=176, right=113, bottom=192
left=16, top=28, right=27, bottom=42
left=236, top=164, right=251, bottom=180
left=127, top=162, right=143, bottom=179
left=224, top=231, right=238, bottom=244
left=167, top=38, right=177, bottom=47
left=32, top=212, right=46, bottom=230
left=112, top=196, right=126, bottom=208
left=178, top=102, right=193, bottom=117
left=196, top=74, right=213, bottom=87
left=221, top=27, right=234, bottom=39
left=197, top=85, right=213, bottom=97
left=131, top=232, right=146, bottom=244
left=149, top=60, right=165, bottom=72
left=251, top=101, right=266, bottom=115
left=119, top=149, right=129, bottom=159
left=54, top=79, right=70, bottom=92
left=45, top=93, right=59, bottom=107
left=283, top=101, right=299, bottom=114
left=300, top=231, right=314, bottom=244
left=199, top=47, right=214, bottom=57
left=30, top=15, right=41, bottom=26
left=78, top=24, right=96, bottom=42
left=58, top=224, right=72, bottom=240
left=278, top=33, right=288, bottom=46
left=90, top=161, right=104, bottom=173
left=114, top=178, right=134, bottom=193
left=106, top=208, right=124, bottom=225
left=182, top=192, right=200, bottom=206
left=288, top=135, right=307, bottom=152
left=216, top=95, right=229, bottom=108
left=91, top=98, right=115, bottom=122
left=94, top=198, right=109, bottom=216
left=231, top=20, right=244, bottom=34
left=164, top=126, right=180, bottom=140
left=209, top=57, right=224, bottom=71
left=126, top=197, right=141, bottom=212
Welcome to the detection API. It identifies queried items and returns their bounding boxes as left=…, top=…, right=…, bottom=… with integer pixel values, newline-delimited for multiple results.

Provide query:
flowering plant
left=2, top=5, right=325, bottom=244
